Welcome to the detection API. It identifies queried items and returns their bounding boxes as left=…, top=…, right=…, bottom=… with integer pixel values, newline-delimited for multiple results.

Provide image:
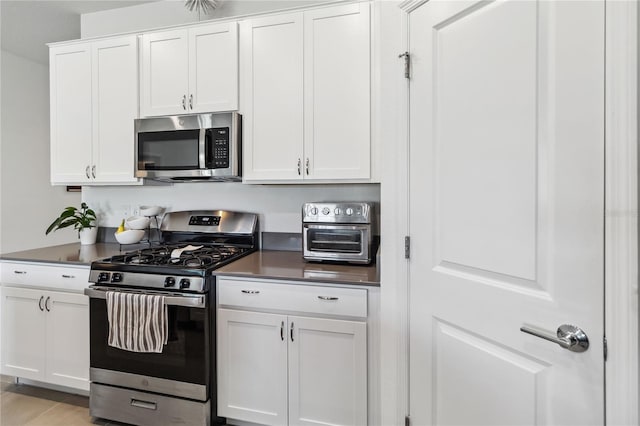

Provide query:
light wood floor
left=0, top=376, right=114, bottom=426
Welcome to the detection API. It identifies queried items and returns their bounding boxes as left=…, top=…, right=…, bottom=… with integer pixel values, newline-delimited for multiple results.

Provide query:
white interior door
left=407, top=1, right=605, bottom=425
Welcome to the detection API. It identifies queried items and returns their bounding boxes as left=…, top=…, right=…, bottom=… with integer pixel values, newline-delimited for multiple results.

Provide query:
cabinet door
left=189, top=22, right=238, bottom=113
left=217, top=309, right=288, bottom=425
left=92, top=36, right=140, bottom=184
left=45, top=291, right=89, bottom=390
left=240, top=14, right=304, bottom=181
left=304, top=3, right=371, bottom=180
left=140, top=30, right=189, bottom=117
left=288, top=316, right=367, bottom=426
left=50, top=43, right=92, bottom=184
left=1, top=287, right=46, bottom=380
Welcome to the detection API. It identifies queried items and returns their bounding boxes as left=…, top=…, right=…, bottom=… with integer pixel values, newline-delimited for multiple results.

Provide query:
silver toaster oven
left=302, top=202, right=377, bottom=264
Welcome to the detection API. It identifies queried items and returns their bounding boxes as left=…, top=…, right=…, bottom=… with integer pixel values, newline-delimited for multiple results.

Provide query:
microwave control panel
left=208, top=128, right=229, bottom=169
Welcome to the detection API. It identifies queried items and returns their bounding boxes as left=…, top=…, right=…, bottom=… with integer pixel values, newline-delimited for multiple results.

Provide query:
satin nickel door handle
left=13, top=270, right=27, bottom=275
left=38, top=296, right=44, bottom=312
left=182, top=95, right=186, bottom=110
left=85, top=165, right=90, bottom=179
left=318, top=296, right=339, bottom=301
left=290, top=321, right=294, bottom=342
left=91, top=165, right=96, bottom=179
left=520, top=324, right=589, bottom=352
left=241, top=290, right=260, bottom=294
left=61, top=274, right=75, bottom=279
left=305, top=158, right=309, bottom=175
left=297, top=159, right=301, bottom=175
left=280, top=321, right=285, bottom=341
left=130, top=398, right=157, bottom=410
left=189, top=94, right=193, bottom=110
left=45, top=296, right=51, bottom=312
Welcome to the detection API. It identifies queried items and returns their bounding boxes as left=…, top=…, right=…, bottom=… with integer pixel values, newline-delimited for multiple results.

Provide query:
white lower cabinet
left=1, top=262, right=90, bottom=392
left=217, top=278, right=368, bottom=426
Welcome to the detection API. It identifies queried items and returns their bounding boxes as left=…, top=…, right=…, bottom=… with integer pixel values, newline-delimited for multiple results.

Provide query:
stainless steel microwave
left=135, top=112, right=241, bottom=182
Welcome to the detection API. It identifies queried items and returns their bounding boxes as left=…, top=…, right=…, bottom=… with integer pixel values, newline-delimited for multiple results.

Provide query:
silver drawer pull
left=241, top=290, right=260, bottom=294
left=130, top=398, right=157, bottom=410
left=61, top=274, right=75, bottom=279
left=13, top=270, right=27, bottom=275
left=318, top=296, right=339, bottom=301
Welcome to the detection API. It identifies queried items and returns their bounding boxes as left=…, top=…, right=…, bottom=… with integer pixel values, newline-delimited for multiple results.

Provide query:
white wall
left=81, top=0, right=334, bottom=38
left=0, top=50, right=80, bottom=253
left=83, top=183, right=379, bottom=232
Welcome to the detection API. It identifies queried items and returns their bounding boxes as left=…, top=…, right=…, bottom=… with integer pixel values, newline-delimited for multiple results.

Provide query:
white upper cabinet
left=241, top=13, right=304, bottom=180
left=140, top=22, right=238, bottom=117
left=303, top=4, right=370, bottom=180
left=50, top=44, right=93, bottom=184
left=241, top=3, right=371, bottom=183
left=50, top=35, right=139, bottom=185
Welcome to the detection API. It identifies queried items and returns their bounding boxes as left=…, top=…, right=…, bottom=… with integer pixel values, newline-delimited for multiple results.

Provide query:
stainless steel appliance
left=302, top=202, right=377, bottom=264
left=85, top=210, right=258, bottom=426
left=135, top=112, right=241, bottom=182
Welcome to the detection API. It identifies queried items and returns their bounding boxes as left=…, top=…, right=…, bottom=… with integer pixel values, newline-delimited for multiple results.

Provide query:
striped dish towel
left=106, top=291, right=168, bottom=353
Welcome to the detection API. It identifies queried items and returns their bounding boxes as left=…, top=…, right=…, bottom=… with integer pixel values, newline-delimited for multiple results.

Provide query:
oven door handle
left=84, top=286, right=207, bottom=308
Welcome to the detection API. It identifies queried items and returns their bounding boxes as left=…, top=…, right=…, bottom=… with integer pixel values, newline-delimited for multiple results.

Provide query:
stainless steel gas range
left=84, top=210, right=258, bottom=426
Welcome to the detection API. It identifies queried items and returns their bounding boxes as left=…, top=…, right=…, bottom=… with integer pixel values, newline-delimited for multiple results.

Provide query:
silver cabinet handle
left=61, top=274, right=75, bottom=279
left=241, top=290, right=260, bottom=294
left=290, top=321, right=295, bottom=342
left=38, top=296, right=44, bottom=312
left=520, top=324, right=589, bottom=352
left=318, top=296, right=339, bottom=301
left=130, top=398, right=157, bottom=410
left=182, top=95, right=186, bottom=110
left=189, top=94, right=193, bottom=110
left=13, top=270, right=27, bottom=275
left=85, top=165, right=90, bottom=179
left=91, top=165, right=96, bottom=179
left=297, top=158, right=301, bottom=175
left=280, top=321, right=285, bottom=341
left=305, top=158, right=310, bottom=175
left=45, top=296, right=51, bottom=312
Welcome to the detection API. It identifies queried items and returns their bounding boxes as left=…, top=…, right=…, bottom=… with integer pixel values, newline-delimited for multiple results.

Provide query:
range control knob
left=310, top=207, right=318, bottom=215
left=179, top=278, right=191, bottom=289
left=164, top=277, right=176, bottom=288
left=322, top=207, right=331, bottom=215
left=98, top=272, right=110, bottom=282
left=111, top=273, right=123, bottom=283
left=345, top=208, right=354, bottom=216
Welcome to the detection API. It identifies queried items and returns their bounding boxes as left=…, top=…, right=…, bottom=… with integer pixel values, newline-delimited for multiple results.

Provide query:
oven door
left=303, top=224, right=372, bottom=263
left=85, top=286, right=211, bottom=401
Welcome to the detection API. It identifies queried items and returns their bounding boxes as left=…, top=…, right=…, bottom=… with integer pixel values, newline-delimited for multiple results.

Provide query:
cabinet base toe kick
left=90, top=383, right=211, bottom=426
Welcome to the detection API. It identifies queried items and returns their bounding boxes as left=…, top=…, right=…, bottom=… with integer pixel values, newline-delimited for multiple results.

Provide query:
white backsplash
left=83, top=182, right=380, bottom=233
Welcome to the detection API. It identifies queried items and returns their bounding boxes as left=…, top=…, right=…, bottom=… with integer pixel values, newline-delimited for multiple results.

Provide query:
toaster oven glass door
left=303, top=224, right=372, bottom=262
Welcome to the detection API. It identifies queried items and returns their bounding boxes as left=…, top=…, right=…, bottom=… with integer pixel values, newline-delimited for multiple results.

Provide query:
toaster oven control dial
left=322, top=207, right=330, bottom=215
left=164, top=277, right=176, bottom=288
left=334, top=208, right=342, bottom=215
left=345, top=208, right=354, bottom=216
left=310, top=207, right=318, bottom=215
left=180, top=278, right=191, bottom=289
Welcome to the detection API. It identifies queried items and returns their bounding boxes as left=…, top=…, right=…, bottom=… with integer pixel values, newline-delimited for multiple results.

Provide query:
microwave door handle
left=198, top=128, right=206, bottom=169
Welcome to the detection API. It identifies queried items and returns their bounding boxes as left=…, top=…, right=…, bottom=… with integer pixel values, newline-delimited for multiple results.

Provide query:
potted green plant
left=46, top=202, right=98, bottom=245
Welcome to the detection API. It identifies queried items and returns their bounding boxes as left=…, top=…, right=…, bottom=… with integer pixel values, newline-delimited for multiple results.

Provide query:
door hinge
left=603, top=336, right=608, bottom=361
left=405, top=415, right=411, bottom=426
left=399, top=51, right=410, bottom=79
left=405, top=236, right=411, bottom=259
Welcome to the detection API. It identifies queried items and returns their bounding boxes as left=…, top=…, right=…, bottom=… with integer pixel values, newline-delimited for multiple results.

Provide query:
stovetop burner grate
left=107, top=244, right=248, bottom=270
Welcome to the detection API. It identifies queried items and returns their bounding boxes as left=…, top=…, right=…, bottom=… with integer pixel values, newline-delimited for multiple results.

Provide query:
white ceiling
left=1, top=1, right=159, bottom=64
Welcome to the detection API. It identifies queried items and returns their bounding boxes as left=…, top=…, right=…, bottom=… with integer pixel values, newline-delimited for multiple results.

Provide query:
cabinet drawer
left=218, top=278, right=367, bottom=318
left=1, top=262, right=89, bottom=292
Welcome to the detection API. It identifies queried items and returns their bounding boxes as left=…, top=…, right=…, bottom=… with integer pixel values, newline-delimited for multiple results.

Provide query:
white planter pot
left=79, top=227, right=98, bottom=245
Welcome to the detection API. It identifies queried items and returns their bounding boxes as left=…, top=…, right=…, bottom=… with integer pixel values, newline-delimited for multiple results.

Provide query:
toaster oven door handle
left=84, top=286, right=206, bottom=308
